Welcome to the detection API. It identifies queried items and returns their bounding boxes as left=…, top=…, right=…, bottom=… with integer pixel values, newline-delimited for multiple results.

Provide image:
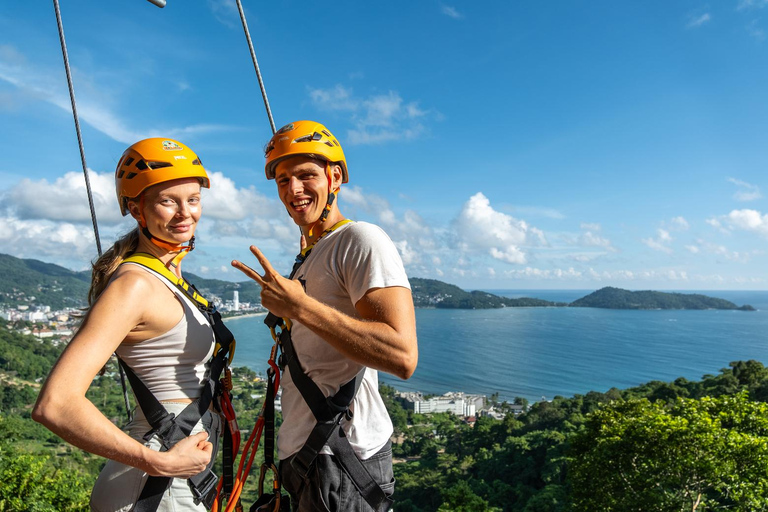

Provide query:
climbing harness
left=259, top=219, right=392, bottom=512
left=119, top=253, right=238, bottom=511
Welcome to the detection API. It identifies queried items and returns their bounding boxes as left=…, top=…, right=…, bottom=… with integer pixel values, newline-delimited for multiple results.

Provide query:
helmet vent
left=135, top=160, right=149, bottom=171
left=324, top=141, right=333, bottom=148
left=332, top=140, right=340, bottom=146
left=125, top=172, right=138, bottom=180
left=192, top=158, right=202, bottom=166
left=147, top=161, right=172, bottom=170
left=117, top=170, right=125, bottom=178
left=321, top=130, right=331, bottom=137
left=123, top=157, right=134, bottom=167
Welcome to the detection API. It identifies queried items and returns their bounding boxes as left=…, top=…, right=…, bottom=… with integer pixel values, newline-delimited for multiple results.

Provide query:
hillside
left=410, top=278, right=564, bottom=309
left=0, top=254, right=90, bottom=309
left=570, top=286, right=756, bottom=311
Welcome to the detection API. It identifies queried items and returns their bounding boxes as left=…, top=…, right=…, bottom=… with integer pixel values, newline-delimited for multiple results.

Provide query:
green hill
left=0, top=254, right=90, bottom=309
left=570, top=286, right=755, bottom=311
left=410, top=277, right=563, bottom=309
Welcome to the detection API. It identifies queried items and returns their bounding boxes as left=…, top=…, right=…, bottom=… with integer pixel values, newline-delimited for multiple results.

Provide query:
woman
left=33, top=138, right=222, bottom=512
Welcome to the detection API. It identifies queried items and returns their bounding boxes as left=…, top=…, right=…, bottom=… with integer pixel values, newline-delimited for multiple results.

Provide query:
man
left=232, top=120, right=418, bottom=511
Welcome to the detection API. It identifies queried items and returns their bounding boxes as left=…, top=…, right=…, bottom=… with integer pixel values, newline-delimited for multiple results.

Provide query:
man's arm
left=232, top=246, right=418, bottom=379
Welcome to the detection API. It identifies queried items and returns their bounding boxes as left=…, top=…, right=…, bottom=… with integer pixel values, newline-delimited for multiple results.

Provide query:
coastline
left=222, top=312, right=267, bottom=321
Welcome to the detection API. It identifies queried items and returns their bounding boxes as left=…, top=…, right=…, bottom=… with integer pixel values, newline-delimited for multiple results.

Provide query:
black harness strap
left=119, top=254, right=236, bottom=511
left=262, top=222, right=391, bottom=511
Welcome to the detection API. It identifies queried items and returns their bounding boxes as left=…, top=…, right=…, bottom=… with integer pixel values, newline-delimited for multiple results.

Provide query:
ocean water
left=224, top=290, right=768, bottom=403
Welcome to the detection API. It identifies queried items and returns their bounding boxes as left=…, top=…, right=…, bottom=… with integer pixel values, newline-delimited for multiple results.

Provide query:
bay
left=223, top=290, right=768, bottom=403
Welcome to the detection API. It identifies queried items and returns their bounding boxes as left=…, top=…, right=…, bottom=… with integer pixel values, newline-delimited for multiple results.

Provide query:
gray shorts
left=90, top=402, right=221, bottom=512
left=279, top=441, right=395, bottom=512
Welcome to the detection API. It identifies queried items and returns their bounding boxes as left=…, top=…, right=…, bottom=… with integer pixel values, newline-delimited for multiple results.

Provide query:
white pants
left=90, top=403, right=221, bottom=512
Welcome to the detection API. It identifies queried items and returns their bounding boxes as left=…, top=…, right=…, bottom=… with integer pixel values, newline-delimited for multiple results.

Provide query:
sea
left=223, top=290, right=768, bottom=403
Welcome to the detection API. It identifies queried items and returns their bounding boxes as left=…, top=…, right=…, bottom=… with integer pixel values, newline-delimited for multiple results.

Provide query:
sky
left=1, top=1, right=768, bottom=291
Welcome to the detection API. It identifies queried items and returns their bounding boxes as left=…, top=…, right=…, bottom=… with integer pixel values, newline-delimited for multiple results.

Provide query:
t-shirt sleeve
left=337, top=223, right=411, bottom=306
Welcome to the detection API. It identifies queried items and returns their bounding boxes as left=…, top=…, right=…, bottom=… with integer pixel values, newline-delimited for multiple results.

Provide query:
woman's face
left=129, top=178, right=202, bottom=244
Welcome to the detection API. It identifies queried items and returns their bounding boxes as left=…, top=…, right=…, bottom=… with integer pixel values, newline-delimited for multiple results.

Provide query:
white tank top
left=115, top=263, right=215, bottom=401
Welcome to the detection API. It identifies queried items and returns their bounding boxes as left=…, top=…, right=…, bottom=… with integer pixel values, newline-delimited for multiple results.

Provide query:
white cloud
left=580, top=222, right=601, bottom=231
left=722, top=209, right=768, bottom=237
left=308, top=85, right=431, bottom=145
left=668, top=216, right=689, bottom=230
left=642, top=228, right=674, bottom=254
left=0, top=45, right=233, bottom=144
left=728, top=177, right=762, bottom=202
left=503, top=266, right=583, bottom=280
left=687, top=13, right=711, bottom=28
left=738, top=0, right=768, bottom=10
left=440, top=5, right=464, bottom=19
left=207, top=0, right=240, bottom=27
left=580, top=230, right=615, bottom=251
left=453, top=192, right=546, bottom=265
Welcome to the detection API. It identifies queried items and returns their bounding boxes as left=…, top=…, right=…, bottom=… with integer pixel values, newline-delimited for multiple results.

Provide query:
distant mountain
left=570, top=286, right=755, bottom=311
left=0, top=254, right=90, bottom=309
left=410, top=278, right=564, bottom=309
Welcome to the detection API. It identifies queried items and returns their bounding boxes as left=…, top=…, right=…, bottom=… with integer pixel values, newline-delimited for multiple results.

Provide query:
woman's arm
left=32, top=269, right=212, bottom=478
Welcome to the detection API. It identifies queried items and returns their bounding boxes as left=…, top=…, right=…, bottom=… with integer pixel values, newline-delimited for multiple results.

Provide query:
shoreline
left=222, top=312, right=267, bottom=321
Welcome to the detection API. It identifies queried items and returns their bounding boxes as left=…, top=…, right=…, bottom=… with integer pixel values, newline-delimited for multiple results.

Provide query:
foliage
left=570, top=391, right=768, bottom=511
left=7, top=319, right=768, bottom=511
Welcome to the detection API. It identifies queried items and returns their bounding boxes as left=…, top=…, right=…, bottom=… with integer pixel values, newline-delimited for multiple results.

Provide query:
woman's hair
left=88, top=227, right=140, bottom=306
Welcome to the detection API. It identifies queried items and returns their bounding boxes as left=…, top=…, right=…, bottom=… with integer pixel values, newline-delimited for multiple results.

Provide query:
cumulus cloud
left=453, top=192, right=546, bottom=265
left=340, top=185, right=435, bottom=266
left=720, top=209, right=768, bottom=237
left=580, top=222, right=601, bottom=231
left=642, top=228, right=673, bottom=254
left=728, top=178, right=762, bottom=202
left=687, top=13, right=711, bottom=28
left=308, top=85, right=432, bottom=145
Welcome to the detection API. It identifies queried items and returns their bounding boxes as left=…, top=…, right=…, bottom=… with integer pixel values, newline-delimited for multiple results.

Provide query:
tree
left=569, top=391, right=768, bottom=511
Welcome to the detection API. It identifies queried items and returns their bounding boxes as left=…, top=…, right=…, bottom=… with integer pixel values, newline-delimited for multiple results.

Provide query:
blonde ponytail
left=88, top=228, right=140, bottom=306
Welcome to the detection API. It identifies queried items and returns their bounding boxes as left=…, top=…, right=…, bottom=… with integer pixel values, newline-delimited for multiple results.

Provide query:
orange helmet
left=115, top=138, right=210, bottom=216
left=264, top=120, right=348, bottom=182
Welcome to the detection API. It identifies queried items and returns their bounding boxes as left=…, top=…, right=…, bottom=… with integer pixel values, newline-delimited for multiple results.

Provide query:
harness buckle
left=143, top=412, right=177, bottom=445
left=189, top=467, right=219, bottom=508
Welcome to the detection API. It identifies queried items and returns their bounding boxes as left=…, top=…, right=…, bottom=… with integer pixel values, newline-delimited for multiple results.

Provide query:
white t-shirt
left=278, top=221, right=411, bottom=461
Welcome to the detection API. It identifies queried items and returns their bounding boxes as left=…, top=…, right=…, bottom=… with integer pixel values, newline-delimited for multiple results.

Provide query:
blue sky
left=2, top=1, right=768, bottom=290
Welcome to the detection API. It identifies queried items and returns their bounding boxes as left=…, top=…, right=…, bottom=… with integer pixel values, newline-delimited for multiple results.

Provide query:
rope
left=52, top=0, right=103, bottom=256
left=235, top=0, right=277, bottom=134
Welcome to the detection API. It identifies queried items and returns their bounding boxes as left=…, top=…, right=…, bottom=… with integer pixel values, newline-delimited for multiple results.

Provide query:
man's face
left=274, top=156, right=330, bottom=227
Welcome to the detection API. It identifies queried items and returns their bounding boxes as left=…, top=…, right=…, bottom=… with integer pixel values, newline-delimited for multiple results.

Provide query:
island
left=569, top=286, right=756, bottom=311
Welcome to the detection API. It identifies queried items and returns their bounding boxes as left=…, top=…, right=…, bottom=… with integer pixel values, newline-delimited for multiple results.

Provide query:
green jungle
left=3, top=319, right=768, bottom=511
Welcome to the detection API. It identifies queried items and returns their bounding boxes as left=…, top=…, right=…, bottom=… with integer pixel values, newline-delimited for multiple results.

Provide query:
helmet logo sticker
left=174, top=155, right=187, bottom=160
left=162, top=140, right=183, bottom=151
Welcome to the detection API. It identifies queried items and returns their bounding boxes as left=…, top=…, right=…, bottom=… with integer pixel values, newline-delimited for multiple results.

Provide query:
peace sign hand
left=231, top=245, right=306, bottom=319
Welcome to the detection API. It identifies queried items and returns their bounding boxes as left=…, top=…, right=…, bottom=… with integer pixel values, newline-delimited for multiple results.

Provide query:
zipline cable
left=53, top=0, right=102, bottom=257
left=235, top=0, right=277, bottom=134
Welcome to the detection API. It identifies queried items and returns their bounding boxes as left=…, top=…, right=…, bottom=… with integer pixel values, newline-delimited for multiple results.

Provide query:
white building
left=233, top=290, right=240, bottom=311
left=398, top=391, right=483, bottom=417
